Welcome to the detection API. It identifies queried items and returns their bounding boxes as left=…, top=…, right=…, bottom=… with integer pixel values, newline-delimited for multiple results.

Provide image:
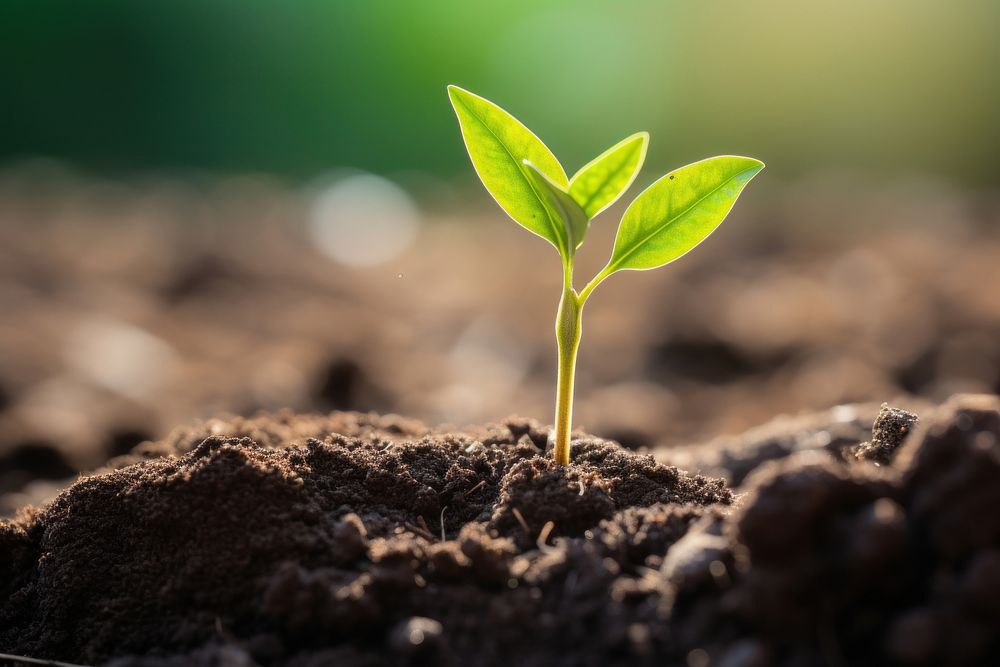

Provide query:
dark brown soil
left=2, top=177, right=1000, bottom=503
left=0, top=413, right=729, bottom=666
left=854, top=403, right=919, bottom=465
left=2, top=395, right=1000, bottom=666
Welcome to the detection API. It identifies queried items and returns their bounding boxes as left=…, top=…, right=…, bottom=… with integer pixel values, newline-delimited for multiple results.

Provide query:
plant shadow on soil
left=2, top=396, right=1000, bottom=666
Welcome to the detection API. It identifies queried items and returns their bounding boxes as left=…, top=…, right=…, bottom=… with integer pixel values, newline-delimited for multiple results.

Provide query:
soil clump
left=2, top=395, right=1000, bottom=666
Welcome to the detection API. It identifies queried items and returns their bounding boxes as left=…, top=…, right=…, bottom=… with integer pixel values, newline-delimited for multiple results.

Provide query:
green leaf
left=605, top=156, right=764, bottom=273
left=522, top=161, right=590, bottom=252
left=447, top=85, right=569, bottom=254
left=569, top=132, right=648, bottom=219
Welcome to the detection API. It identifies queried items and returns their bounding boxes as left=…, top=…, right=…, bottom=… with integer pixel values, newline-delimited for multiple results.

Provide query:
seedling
left=448, top=85, right=763, bottom=465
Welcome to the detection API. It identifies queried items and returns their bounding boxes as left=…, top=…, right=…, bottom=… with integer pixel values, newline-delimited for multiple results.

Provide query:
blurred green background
left=2, top=0, right=998, bottom=184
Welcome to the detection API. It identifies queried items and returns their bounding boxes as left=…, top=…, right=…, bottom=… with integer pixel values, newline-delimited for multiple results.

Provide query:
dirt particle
left=332, top=513, right=369, bottom=566
left=854, top=403, right=919, bottom=465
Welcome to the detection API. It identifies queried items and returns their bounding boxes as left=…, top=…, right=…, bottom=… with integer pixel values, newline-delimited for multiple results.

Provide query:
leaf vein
left=577, top=147, right=635, bottom=213
left=609, top=166, right=758, bottom=271
left=454, top=94, right=567, bottom=254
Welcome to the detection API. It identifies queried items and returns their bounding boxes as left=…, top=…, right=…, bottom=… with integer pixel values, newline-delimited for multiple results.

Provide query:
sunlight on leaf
left=569, top=132, right=648, bottom=219
left=448, top=85, right=569, bottom=255
left=605, top=156, right=764, bottom=273
left=523, top=161, right=589, bottom=252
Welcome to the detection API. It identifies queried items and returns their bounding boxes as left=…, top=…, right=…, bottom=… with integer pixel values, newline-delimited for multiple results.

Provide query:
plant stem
left=577, top=264, right=613, bottom=304
left=553, top=281, right=583, bottom=465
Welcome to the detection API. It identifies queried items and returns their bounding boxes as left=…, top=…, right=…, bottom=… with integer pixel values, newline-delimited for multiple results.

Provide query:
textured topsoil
left=2, top=395, right=1000, bottom=666
left=3, top=179, right=1000, bottom=496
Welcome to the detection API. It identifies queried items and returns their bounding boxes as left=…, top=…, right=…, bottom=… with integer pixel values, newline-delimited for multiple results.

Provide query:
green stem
left=553, top=278, right=582, bottom=465
left=577, top=263, right=613, bottom=305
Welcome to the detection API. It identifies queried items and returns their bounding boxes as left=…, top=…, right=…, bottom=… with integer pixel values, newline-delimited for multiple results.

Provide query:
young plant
left=448, top=85, right=763, bottom=465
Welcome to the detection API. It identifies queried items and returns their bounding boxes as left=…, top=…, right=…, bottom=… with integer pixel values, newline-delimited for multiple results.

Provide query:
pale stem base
left=553, top=287, right=582, bottom=465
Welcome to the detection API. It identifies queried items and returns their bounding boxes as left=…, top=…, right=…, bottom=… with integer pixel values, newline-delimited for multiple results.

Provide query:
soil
left=2, top=394, right=1000, bottom=666
left=853, top=403, right=920, bottom=465
left=2, top=173, right=1000, bottom=506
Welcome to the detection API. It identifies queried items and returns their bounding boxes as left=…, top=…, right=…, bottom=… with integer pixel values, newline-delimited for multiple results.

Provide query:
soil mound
left=0, top=414, right=728, bottom=666
left=3, top=395, right=1000, bottom=666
